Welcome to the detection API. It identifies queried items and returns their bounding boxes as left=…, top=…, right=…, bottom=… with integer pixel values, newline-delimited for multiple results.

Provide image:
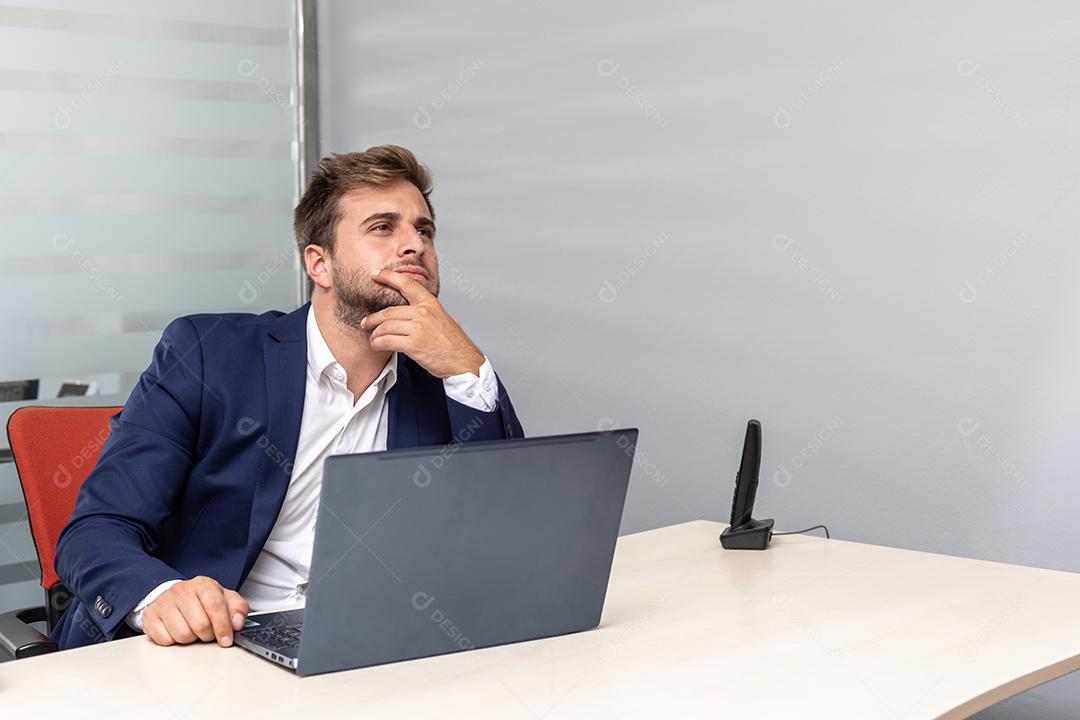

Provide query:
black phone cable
left=772, top=524, right=830, bottom=539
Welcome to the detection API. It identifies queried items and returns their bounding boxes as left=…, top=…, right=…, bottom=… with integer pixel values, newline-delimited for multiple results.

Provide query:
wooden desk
left=3, top=520, right=1079, bottom=718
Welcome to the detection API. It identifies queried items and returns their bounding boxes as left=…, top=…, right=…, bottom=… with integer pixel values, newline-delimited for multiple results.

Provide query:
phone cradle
left=720, top=517, right=774, bottom=550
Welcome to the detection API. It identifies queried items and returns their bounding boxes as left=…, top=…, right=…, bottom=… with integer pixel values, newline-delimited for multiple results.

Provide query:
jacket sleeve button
left=94, top=596, right=112, bottom=618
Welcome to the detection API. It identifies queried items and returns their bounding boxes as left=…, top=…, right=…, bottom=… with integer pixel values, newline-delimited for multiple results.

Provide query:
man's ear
left=304, top=244, right=333, bottom=291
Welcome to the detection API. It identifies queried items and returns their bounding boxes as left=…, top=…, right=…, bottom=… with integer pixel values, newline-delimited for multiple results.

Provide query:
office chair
left=0, top=406, right=121, bottom=658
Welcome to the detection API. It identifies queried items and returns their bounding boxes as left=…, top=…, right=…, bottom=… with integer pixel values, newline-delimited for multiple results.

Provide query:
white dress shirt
left=127, top=305, right=498, bottom=629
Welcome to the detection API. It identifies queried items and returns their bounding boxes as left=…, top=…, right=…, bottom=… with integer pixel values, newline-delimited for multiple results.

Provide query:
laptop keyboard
left=252, top=624, right=301, bottom=652
left=241, top=611, right=304, bottom=653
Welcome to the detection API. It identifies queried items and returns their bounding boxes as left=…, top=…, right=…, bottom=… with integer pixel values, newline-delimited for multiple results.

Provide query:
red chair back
left=6, top=406, right=121, bottom=590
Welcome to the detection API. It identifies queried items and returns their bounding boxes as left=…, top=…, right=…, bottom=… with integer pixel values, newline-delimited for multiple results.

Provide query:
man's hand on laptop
left=362, top=268, right=485, bottom=378
left=143, top=576, right=249, bottom=647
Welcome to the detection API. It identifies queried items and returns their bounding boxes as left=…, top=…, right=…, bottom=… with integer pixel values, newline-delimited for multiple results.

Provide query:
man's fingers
left=224, top=590, right=249, bottom=631
left=371, top=268, right=433, bottom=304
left=159, top=602, right=198, bottom=644
left=141, top=577, right=248, bottom=647
left=143, top=614, right=174, bottom=646
left=360, top=305, right=414, bottom=330
left=197, top=585, right=236, bottom=647
left=369, top=319, right=414, bottom=340
left=177, top=594, right=216, bottom=643
left=370, top=333, right=415, bottom=354
left=224, top=589, right=249, bottom=616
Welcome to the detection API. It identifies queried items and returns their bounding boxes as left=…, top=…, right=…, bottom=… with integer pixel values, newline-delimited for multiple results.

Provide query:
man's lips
left=391, top=265, right=429, bottom=280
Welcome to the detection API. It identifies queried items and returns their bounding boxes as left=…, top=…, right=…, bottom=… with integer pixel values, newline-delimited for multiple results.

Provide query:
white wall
left=317, top=1, right=1080, bottom=715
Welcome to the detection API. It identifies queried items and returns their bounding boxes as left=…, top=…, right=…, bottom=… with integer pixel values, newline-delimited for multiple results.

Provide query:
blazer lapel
left=241, top=303, right=309, bottom=582
left=387, top=355, right=420, bottom=450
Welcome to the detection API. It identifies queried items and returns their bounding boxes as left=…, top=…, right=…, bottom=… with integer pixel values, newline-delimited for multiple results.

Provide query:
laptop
left=235, top=428, right=638, bottom=676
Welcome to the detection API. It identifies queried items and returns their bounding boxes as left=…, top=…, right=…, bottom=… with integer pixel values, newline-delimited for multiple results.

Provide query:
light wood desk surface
left=3, top=520, right=1079, bottom=719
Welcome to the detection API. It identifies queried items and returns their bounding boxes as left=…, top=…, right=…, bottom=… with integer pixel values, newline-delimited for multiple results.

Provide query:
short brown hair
left=294, top=144, right=434, bottom=295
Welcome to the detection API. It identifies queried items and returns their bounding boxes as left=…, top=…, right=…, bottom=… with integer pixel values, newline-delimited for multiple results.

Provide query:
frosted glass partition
left=0, top=0, right=307, bottom=447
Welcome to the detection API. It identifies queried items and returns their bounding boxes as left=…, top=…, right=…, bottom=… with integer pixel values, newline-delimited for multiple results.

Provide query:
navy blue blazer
left=51, top=302, right=523, bottom=649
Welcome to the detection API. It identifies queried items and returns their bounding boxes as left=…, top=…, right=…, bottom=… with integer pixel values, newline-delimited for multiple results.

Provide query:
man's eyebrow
left=360, top=211, right=401, bottom=226
left=360, top=212, right=435, bottom=232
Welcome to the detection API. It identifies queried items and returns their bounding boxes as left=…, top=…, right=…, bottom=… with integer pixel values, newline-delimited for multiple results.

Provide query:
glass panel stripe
left=0, top=214, right=295, bottom=254
left=0, top=561, right=38, bottom=587
left=0, top=4, right=290, bottom=46
left=0, top=131, right=291, bottom=158
left=0, top=520, right=36, bottom=567
left=0, top=464, right=23, bottom=505
left=0, top=67, right=282, bottom=103
left=0, top=26, right=293, bottom=85
left=0, top=503, right=24, bottom=525
left=3, top=308, right=259, bottom=337
left=0, top=155, right=293, bottom=195
left=0, top=90, right=297, bottom=140
left=0, top=251, right=291, bottom=276
left=0, top=194, right=292, bottom=214
left=9, top=0, right=293, bottom=30
left=3, top=332, right=162, bottom=378
left=0, top=273, right=298, bottom=318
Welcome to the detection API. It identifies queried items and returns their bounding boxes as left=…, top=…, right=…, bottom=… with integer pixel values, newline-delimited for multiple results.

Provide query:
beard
left=331, top=259, right=439, bottom=331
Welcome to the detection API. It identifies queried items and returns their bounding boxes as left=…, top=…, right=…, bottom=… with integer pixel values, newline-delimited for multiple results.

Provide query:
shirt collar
left=306, top=305, right=398, bottom=392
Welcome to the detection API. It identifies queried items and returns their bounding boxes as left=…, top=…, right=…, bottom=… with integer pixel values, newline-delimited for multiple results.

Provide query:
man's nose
left=396, top=229, right=424, bottom=256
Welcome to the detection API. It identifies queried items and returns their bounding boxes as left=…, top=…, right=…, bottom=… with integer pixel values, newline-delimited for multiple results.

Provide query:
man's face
left=326, top=180, right=439, bottom=328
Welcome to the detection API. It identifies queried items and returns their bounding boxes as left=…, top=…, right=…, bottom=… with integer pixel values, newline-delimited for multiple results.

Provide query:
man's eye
left=418, top=228, right=433, bottom=239
left=371, top=223, right=391, bottom=232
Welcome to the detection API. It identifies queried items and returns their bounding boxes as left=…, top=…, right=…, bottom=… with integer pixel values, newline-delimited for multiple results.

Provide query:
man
left=52, top=145, right=524, bottom=650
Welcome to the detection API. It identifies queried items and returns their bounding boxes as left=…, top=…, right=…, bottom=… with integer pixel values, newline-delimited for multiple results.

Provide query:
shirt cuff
left=443, top=356, right=498, bottom=412
left=126, top=578, right=182, bottom=632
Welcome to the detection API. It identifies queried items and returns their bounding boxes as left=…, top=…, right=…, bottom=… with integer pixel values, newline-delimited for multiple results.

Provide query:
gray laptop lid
left=297, top=429, right=637, bottom=676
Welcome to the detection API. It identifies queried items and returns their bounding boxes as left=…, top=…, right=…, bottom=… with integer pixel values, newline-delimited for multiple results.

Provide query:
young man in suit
left=52, top=145, right=524, bottom=649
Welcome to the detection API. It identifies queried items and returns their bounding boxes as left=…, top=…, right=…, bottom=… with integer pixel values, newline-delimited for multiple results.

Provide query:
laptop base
left=235, top=608, right=305, bottom=670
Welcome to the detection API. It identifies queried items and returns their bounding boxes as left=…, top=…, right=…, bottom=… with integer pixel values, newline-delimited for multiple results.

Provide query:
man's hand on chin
left=143, top=576, right=249, bottom=647
left=361, top=268, right=486, bottom=378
